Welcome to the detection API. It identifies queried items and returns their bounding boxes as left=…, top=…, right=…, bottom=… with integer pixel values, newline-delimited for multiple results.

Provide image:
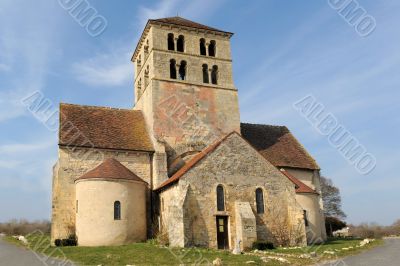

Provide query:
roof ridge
left=60, top=103, right=138, bottom=112
left=241, top=122, right=288, bottom=129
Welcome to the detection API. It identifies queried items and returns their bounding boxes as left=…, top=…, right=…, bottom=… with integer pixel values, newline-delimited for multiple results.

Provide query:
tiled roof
left=149, top=16, right=230, bottom=34
left=155, top=132, right=237, bottom=191
left=279, top=169, right=318, bottom=194
left=241, top=123, right=319, bottom=170
left=59, top=103, right=154, bottom=152
left=76, top=158, right=147, bottom=183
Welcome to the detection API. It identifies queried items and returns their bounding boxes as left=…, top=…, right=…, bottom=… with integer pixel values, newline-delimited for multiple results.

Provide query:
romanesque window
left=200, top=38, right=206, bottom=55
left=170, top=59, right=177, bottom=79
left=168, top=33, right=175, bottom=51
left=177, top=35, right=185, bottom=52
left=137, top=54, right=142, bottom=69
left=216, top=185, right=225, bottom=211
left=137, top=78, right=142, bottom=97
left=211, top=65, right=218, bottom=85
left=202, top=64, right=209, bottom=83
left=255, top=188, right=264, bottom=214
left=303, top=210, right=309, bottom=227
left=144, top=39, right=149, bottom=56
left=114, top=201, right=121, bottom=220
left=179, top=60, right=187, bottom=80
left=208, top=40, right=216, bottom=57
left=145, top=65, right=149, bottom=87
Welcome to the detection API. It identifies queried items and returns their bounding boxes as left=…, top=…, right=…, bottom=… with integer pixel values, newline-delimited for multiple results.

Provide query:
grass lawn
left=4, top=233, right=383, bottom=266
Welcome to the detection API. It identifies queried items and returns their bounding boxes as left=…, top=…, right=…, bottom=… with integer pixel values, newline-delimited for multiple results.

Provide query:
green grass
left=3, top=234, right=383, bottom=266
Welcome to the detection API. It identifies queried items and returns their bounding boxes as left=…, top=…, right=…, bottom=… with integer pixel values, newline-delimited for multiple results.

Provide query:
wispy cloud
left=0, top=0, right=62, bottom=123
left=0, top=139, right=54, bottom=154
left=72, top=51, right=132, bottom=87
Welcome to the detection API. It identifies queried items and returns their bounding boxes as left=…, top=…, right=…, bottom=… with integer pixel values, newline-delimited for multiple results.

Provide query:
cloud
left=0, top=140, right=54, bottom=154
left=0, top=0, right=62, bottom=123
left=72, top=52, right=132, bottom=87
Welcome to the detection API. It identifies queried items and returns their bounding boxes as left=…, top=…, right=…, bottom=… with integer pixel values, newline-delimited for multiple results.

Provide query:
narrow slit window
left=177, top=35, right=184, bottom=52
left=211, top=65, right=218, bottom=85
left=303, top=210, right=309, bottom=227
left=114, top=201, right=121, bottom=220
left=255, top=188, right=264, bottom=214
left=216, top=185, right=225, bottom=211
left=202, top=64, right=209, bottom=83
left=168, top=33, right=175, bottom=51
left=170, top=59, right=177, bottom=79
left=200, top=38, right=206, bottom=55
left=208, top=40, right=216, bottom=57
left=179, top=60, right=187, bottom=80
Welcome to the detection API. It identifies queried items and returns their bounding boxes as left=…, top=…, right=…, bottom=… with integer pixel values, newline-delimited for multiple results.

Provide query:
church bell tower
left=131, top=17, right=240, bottom=186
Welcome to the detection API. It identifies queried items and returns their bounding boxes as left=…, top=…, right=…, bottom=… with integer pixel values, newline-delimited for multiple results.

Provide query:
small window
left=202, top=64, right=209, bottom=83
left=145, top=65, right=149, bottom=87
left=76, top=200, right=78, bottom=214
left=114, top=201, right=121, bottom=220
left=255, top=188, right=264, bottom=214
left=211, top=65, right=218, bottom=85
left=168, top=33, right=175, bottom=51
left=177, top=35, right=184, bottom=52
left=179, top=60, right=187, bottom=80
left=303, top=210, right=309, bottom=227
left=170, top=59, right=177, bottom=79
left=216, top=185, right=225, bottom=211
left=200, top=38, right=206, bottom=55
left=208, top=40, right=216, bottom=57
left=137, top=55, right=142, bottom=69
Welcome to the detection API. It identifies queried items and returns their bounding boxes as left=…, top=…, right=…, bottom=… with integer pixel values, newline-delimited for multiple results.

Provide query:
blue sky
left=0, top=0, right=399, bottom=225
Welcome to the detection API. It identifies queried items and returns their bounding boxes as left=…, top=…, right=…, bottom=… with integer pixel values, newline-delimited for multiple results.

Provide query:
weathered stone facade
left=158, top=133, right=307, bottom=249
left=51, top=17, right=326, bottom=249
left=51, top=147, right=151, bottom=242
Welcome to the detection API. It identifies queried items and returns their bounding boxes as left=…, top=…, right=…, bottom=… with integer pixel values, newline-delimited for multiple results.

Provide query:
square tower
left=132, top=17, right=240, bottom=185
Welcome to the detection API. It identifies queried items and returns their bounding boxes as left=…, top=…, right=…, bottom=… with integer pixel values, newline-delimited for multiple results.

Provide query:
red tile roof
left=76, top=158, right=147, bottom=183
left=155, top=132, right=237, bottom=191
left=149, top=16, right=231, bottom=34
left=279, top=169, right=318, bottom=194
left=241, top=123, right=319, bottom=170
left=59, top=103, right=154, bottom=152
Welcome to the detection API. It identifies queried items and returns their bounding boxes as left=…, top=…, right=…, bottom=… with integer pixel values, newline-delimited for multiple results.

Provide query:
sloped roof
left=149, top=16, right=230, bottom=34
left=155, top=132, right=237, bottom=191
left=279, top=169, right=318, bottom=194
left=241, top=123, right=319, bottom=170
left=76, top=158, right=147, bottom=183
left=59, top=103, right=154, bottom=152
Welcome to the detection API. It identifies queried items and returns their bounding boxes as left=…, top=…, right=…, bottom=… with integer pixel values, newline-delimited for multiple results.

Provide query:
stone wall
left=75, top=179, right=147, bottom=246
left=283, top=167, right=327, bottom=243
left=159, top=133, right=307, bottom=248
left=51, top=147, right=152, bottom=244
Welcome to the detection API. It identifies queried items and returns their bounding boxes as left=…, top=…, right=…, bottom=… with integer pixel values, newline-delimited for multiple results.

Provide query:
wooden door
left=216, top=216, right=229, bottom=249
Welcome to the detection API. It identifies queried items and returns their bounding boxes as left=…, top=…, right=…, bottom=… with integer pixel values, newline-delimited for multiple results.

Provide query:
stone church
left=51, top=17, right=327, bottom=249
